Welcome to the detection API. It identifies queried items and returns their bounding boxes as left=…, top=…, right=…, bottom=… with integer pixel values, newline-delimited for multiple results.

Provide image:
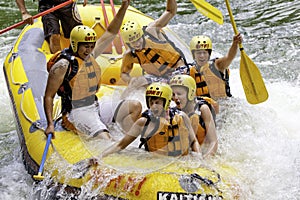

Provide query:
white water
left=216, top=70, right=300, bottom=199
left=1, top=59, right=299, bottom=199
left=1, top=0, right=300, bottom=199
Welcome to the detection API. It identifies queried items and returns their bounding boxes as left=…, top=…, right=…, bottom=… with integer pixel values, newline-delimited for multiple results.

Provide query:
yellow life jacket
left=69, top=55, right=102, bottom=108
left=190, top=61, right=231, bottom=99
left=189, top=113, right=206, bottom=145
left=139, top=110, right=190, bottom=156
left=132, top=38, right=182, bottom=77
left=190, top=65, right=210, bottom=97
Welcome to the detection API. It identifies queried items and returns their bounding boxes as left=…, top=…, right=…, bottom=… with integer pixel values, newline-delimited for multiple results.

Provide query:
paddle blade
left=190, top=0, right=223, bottom=25
left=240, top=52, right=268, bottom=104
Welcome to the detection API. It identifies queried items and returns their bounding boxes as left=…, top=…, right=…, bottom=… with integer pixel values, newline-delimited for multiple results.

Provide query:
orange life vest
left=69, top=55, right=101, bottom=108
left=189, top=113, right=206, bottom=145
left=132, top=37, right=182, bottom=77
left=139, top=109, right=190, bottom=156
left=189, top=61, right=231, bottom=99
left=47, top=49, right=101, bottom=109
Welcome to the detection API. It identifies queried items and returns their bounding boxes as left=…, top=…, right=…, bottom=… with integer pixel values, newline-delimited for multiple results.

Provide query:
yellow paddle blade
left=225, top=0, right=268, bottom=104
left=190, top=0, right=223, bottom=25
left=240, top=51, right=268, bottom=104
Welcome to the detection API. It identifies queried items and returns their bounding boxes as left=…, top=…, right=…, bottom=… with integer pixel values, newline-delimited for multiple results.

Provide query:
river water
left=0, top=0, right=299, bottom=199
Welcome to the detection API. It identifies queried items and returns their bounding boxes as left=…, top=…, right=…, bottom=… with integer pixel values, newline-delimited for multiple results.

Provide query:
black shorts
left=39, top=2, right=82, bottom=40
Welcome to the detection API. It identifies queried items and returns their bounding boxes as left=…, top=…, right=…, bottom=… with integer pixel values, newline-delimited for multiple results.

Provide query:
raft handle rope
left=8, top=29, right=98, bottom=179
left=109, top=0, right=126, bottom=54
left=9, top=53, right=41, bottom=125
left=191, top=172, right=222, bottom=193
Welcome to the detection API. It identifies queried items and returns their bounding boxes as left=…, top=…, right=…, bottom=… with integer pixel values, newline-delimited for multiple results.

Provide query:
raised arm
left=146, top=0, right=177, bottom=38
left=215, top=33, right=243, bottom=71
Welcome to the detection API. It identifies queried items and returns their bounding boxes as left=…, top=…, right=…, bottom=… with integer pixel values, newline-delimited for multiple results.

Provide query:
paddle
left=190, top=0, right=223, bottom=25
left=100, top=0, right=117, bottom=55
left=33, top=133, right=52, bottom=181
left=0, top=0, right=74, bottom=35
left=225, top=0, right=268, bottom=104
left=110, top=0, right=126, bottom=53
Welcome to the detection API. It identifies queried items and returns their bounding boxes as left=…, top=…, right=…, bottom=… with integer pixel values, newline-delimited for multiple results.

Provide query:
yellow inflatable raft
left=3, top=4, right=239, bottom=199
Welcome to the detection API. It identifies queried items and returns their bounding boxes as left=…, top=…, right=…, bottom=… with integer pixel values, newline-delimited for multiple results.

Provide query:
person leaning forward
left=44, top=0, right=142, bottom=140
left=100, top=82, right=202, bottom=158
left=170, top=75, right=218, bottom=159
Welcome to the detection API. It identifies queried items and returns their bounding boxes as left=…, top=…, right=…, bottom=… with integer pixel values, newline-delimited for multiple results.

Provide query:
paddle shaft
left=225, top=0, right=243, bottom=50
left=225, top=0, right=268, bottom=104
left=100, top=0, right=110, bottom=28
left=33, top=133, right=52, bottom=180
left=109, top=0, right=126, bottom=51
left=0, top=0, right=74, bottom=35
left=100, top=0, right=117, bottom=54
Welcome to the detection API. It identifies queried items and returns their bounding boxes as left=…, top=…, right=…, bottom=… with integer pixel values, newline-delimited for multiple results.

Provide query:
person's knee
left=49, top=34, right=61, bottom=53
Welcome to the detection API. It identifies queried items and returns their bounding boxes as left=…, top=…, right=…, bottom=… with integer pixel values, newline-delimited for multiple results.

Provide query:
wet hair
left=146, top=96, right=166, bottom=109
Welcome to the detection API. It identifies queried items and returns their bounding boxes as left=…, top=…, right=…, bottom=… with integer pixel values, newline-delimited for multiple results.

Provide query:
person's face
left=148, top=97, right=165, bottom=117
left=77, top=42, right=95, bottom=60
left=172, top=86, right=188, bottom=110
left=194, top=49, right=210, bottom=66
left=129, top=37, right=143, bottom=51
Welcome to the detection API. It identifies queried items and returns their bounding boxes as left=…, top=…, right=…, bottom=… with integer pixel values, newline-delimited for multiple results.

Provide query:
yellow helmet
left=70, top=25, right=97, bottom=52
left=145, top=82, right=172, bottom=110
left=121, top=20, right=144, bottom=43
left=169, top=75, right=196, bottom=101
left=189, top=35, right=212, bottom=51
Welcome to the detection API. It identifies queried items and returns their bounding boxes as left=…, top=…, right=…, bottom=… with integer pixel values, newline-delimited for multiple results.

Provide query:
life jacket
left=188, top=98, right=215, bottom=145
left=196, top=96, right=217, bottom=121
left=139, top=109, right=190, bottom=156
left=68, top=55, right=101, bottom=108
left=131, top=28, right=184, bottom=77
left=190, top=60, right=232, bottom=99
left=47, top=48, right=101, bottom=131
left=189, top=113, right=206, bottom=145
